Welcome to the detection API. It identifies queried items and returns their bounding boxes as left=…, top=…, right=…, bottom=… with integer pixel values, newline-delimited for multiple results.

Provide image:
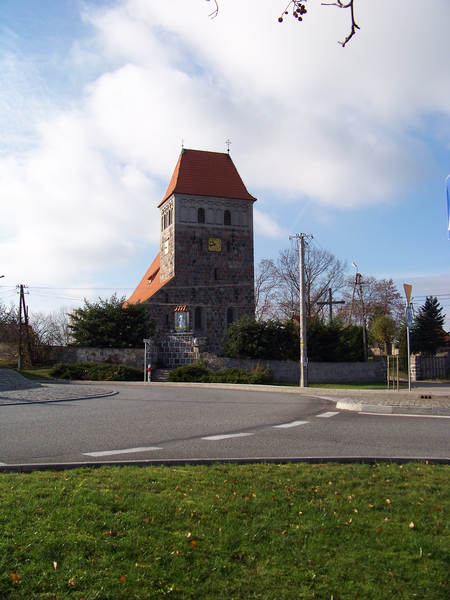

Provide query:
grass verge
left=1, top=462, right=449, bottom=599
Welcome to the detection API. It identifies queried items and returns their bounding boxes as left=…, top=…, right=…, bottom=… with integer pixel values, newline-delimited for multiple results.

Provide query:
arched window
left=226, top=307, right=234, bottom=327
left=197, top=207, right=205, bottom=223
left=224, top=210, right=231, bottom=226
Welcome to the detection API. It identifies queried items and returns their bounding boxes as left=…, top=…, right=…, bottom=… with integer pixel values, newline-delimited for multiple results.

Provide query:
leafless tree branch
left=321, top=0, right=359, bottom=47
left=206, top=0, right=219, bottom=19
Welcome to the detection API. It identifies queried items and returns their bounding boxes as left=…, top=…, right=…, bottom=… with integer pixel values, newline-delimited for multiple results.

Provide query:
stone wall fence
left=56, top=345, right=387, bottom=383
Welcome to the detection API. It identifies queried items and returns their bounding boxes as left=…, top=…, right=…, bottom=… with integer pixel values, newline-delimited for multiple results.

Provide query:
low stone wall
left=201, top=355, right=386, bottom=384
left=57, top=347, right=144, bottom=369
left=56, top=347, right=386, bottom=383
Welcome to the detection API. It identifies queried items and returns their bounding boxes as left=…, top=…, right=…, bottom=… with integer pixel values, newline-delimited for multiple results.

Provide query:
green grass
left=16, top=367, right=54, bottom=381
left=309, top=382, right=393, bottom=390
left=1, top=462, right=449, bottom=599
left=268, top=381, right=391, bottom=389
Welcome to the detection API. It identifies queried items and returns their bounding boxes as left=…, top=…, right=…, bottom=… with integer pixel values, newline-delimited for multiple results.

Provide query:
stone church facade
left=127, top=148, right=256, bottom=365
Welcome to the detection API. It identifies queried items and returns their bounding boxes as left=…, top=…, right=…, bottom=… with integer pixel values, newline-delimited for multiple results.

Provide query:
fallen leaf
left=144, top=517, right=150, bottom=524
left=190, top=540, right=197, bottom=547
left=68, top=578, right=76, bottom=588
left=119, top=576, right=127, bottom=583
left=10, top=573, right=20, bottom=584
left=386, top=499, right=391, bottom=504
left=52, top=561, right=57, bottom=570
left=409, top=522, right=415, bottom=529
left=376, top=527, right=382, bottom=534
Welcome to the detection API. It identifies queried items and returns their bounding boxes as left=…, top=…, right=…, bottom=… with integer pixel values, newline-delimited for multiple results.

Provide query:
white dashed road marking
left=83, top=446, right=162, bottom=457
left=316, top=412, right=340, bottom=418
left=201, top=433, right=254, bottom=441
left=273, top=421, right=309, bottom=428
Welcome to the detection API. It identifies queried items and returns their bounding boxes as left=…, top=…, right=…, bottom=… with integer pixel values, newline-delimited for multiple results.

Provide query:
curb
left=336, top=400, right=450, bottom=416
left=1, top=456, right=450, bottom=473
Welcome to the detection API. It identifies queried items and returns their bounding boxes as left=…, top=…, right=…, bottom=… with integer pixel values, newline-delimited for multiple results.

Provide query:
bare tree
left=256, top=240, right=347, bottom=321
left=337, top=276, right=404, bottom=327
left=254, top=259, right=280, bottom=320
left=30, top=307, right=73, bottom=347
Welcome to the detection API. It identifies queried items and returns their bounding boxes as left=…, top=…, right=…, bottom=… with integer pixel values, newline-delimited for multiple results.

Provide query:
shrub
left=167, top=361, right=270, bottom=384
left=224, top=317, right=299, bottom=361
left=50, top=362, right=142, bottom=381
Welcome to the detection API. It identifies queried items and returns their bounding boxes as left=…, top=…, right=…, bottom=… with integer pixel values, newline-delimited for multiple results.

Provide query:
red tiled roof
left=125, top=253, right=173, bottom=305
left=158, top=149, right=256, bottom=207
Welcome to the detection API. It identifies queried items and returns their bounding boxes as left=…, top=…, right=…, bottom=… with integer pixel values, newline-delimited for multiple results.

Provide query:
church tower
left=128, top=148, right=256, bottom=359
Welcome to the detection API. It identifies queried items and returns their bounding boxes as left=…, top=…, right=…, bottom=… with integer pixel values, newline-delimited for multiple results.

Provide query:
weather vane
left=226, top=139, right=231, bottom=153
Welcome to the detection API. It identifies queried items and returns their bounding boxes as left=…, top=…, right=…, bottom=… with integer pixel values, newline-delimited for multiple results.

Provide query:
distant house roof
left=125, top=253, right=172, bottom=305
left=158, top=148, right=256, bottom=207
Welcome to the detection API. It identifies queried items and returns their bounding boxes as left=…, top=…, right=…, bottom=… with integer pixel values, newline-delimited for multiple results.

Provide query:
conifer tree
left=410, top=296, right=447, bottom=356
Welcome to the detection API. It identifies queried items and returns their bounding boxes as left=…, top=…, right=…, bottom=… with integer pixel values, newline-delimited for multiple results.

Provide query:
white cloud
left=254, top=209, right=288, bottom=239
left=1, top=0, right=450, bottom=301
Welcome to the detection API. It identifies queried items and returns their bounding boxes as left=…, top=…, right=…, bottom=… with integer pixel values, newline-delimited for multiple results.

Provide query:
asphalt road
left=1, top=385, right=449, bottom=466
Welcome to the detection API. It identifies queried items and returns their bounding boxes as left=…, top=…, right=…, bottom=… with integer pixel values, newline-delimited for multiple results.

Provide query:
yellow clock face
left=208, top=237, right=222, bottom=252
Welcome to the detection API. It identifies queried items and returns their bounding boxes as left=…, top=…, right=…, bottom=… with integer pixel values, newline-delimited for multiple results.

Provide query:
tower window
left=224, top=210, right=231, bottom=226
left=227, top=307, right=234, bottom=327
left=198, top=207, right=205, bottom=223
left=214, top=269, right=218, bottom=281
left=194, top=306, right=204, bottom=330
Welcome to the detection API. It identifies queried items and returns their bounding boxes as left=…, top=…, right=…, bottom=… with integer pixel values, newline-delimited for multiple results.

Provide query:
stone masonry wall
left=201, top=355, right=386, bottom=384
left=58, top=347, right=145, bottom=369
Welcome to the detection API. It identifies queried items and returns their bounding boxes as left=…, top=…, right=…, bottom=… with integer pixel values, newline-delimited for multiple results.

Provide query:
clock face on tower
left=208, top=237, right=222, bottom=252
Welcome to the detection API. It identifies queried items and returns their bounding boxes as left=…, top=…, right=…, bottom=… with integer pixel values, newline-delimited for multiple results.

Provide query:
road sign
left=406, top=306, right=413, bottom=328
left=403, top=284, right=412, bottom=305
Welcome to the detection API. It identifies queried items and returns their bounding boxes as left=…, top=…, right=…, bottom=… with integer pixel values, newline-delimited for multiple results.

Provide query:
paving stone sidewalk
left=0, top=369, right=116, bottom=404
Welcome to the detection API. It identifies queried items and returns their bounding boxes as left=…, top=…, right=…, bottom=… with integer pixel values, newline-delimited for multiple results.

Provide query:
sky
left=1, top=0, right=450, bottom=325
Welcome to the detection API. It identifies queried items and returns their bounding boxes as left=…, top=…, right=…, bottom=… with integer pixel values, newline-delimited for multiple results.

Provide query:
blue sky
left=1, top=0, right=450, bottom=324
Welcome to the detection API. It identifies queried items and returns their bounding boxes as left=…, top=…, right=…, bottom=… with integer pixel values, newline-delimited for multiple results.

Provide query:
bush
left=69, top=294, right=154, bottom=348
left=224, top=317, right=299, bottom=361
left=50, top=362, right=143, bottom=382
left=167, top=361, right=270, bottom=384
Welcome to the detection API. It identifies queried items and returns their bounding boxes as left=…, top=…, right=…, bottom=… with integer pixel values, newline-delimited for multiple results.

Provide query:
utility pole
left=17, top=284, right=33, bottom=369
left=350, top=264, right=368, bottom=361
left=290, top=233, right=312, bottom=388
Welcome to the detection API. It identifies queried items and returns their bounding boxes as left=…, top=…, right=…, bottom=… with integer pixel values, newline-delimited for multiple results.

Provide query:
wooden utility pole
left=17, top=285, right=33, bottom=369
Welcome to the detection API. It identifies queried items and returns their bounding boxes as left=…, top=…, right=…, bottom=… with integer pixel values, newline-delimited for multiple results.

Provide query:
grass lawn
left=16, top=367, right=53, bottom=381
left=269, top=382, right=391, bottom=390
left=1, top=462, right=449, bottom=599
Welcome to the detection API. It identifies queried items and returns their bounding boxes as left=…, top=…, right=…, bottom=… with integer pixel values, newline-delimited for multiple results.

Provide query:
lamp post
left=351, top=262, right=368, bottom=361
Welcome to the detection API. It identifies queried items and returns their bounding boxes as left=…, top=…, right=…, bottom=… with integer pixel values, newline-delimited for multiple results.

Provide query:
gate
left=386, top=356, right=409, bottom=390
